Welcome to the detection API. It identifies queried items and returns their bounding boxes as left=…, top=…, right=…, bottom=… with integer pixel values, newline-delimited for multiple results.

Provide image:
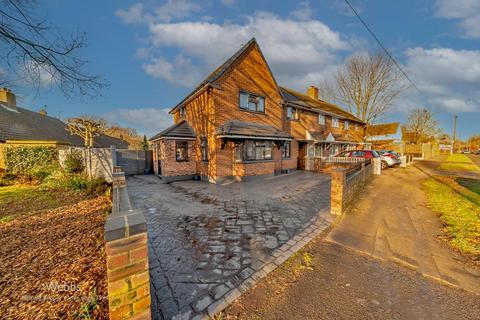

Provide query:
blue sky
left=12, top=0, right=480, bottom=140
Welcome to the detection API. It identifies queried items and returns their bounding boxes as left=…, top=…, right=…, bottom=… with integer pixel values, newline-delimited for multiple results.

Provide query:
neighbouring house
left=150, top=38, right=366, bottom=183
left=0, top=88, right=128, bottom=171
left=366, top=122, right=400, bottom=149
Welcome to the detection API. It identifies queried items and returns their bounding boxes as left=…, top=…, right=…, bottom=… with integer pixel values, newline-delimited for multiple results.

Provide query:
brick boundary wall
left=105, top=168, right=152, bottom=320
left=330, top=162, right=374, bottom=215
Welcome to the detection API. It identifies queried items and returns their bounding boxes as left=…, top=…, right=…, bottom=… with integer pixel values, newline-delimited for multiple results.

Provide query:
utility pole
left=452, top=114, right=458, bottom=153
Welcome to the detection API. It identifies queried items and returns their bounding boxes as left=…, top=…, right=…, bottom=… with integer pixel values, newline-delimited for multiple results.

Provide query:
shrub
left=63, top=149, right=85, bottom=174
left=0, top=173, right=16, bottom=186
left=4, top=146, right=58, bottom=182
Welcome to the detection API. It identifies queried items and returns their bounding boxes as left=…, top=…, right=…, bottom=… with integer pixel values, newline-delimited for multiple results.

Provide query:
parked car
left=334, top=149, right=390, bottom=169
left=376, top=150, right=401, bottom=168
left=461, top=150, right=471, bottom=154
left=475, top=150, right=480, bottom=155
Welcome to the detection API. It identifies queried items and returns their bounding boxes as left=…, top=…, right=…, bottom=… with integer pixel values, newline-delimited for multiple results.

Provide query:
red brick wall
left=159, top=139, right=196, bottom=177
left=106, top=233, right=151, bottom=320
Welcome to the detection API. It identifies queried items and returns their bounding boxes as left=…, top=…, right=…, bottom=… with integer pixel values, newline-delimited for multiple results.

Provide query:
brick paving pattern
left=127, top=172, right=332, bottom=319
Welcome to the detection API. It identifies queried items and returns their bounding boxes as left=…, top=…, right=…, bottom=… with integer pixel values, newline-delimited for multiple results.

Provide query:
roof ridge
left=169, top=38, right=258, bottom=114
left=280, top=86, right=364, bottom=123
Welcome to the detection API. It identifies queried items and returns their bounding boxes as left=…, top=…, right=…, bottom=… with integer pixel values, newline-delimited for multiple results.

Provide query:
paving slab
left=127, top=171, right=333, bottom=319
left=327, top=165, right=480, bottom=294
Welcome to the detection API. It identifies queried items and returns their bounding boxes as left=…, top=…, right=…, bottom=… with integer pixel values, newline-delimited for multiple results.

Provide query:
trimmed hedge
left=4, top=146, right=58, bottom=179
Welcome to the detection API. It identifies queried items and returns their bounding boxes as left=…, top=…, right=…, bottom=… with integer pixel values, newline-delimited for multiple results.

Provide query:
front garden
left=0, top=146, right=111, bottom=319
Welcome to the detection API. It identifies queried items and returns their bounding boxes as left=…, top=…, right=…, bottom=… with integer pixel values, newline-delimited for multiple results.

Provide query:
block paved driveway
left=127, top=171, right=332, bottom=319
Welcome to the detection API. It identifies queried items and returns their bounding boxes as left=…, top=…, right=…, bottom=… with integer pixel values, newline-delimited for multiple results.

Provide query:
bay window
left=235, top=140, right=274, bottom=162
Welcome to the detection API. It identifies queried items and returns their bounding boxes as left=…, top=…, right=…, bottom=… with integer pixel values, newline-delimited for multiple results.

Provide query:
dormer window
left=318, top=114, right=325, bottom=125
left=240, top=91, right=265, bottom=113
left=345, top=120, right=350, bottom=130
left=286, top=107, right=299, bottom=120
left=332, top=117, right=339, bottom=128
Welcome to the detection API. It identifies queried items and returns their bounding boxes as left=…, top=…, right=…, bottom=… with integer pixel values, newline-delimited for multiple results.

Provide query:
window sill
left=235, top=159, right=274, bottom=164
left=239, top=108, right=266, bottom=115
left=176, top=159, right=189, bottom=162
left=282, top=157, right=292, bottom=160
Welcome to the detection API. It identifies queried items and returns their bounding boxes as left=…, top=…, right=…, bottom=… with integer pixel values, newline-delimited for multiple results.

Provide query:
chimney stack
left=306, top=85, right=319, bottom=100
left=0, top=88, right=16, bottom=109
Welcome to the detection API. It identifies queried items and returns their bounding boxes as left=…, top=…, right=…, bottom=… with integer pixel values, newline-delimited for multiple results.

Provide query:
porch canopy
left=149, top=120, right=196, bottom=142
left=308, top=130, right=359, bottom=144
left=216, top=120, right=292, bottom=142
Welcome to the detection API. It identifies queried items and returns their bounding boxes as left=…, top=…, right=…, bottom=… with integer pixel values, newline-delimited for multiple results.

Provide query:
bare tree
left=105, top=124, right=142, bottom=149
left=321, top=52, right=407, bottom=135
left=0, top=0, right=107, bottom=96
left=405, top=108, right=439, bottom=144
left=66, top=116, right=107, bottom=147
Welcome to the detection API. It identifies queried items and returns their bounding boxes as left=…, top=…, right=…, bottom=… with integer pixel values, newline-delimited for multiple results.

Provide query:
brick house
left=150, top=38, right=365, bottom=183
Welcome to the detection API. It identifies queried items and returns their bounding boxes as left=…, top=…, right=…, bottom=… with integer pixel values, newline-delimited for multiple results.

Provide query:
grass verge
left=423, top=176, right=480, bottom=261
left=438, top=154, right=480, bottom=172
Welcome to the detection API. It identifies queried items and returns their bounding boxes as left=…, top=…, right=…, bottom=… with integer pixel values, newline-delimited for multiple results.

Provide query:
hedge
left=4, top=146, right=58, bottom=176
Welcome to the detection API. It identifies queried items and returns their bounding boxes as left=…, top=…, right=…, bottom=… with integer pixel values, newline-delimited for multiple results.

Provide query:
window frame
left=175, top=140, right=189, bottom=162
left=200, top=138, right=208, bottom=162
left=179, top=106, right=186, bottom=117
left=239, top=90, right=265, bottom=113
left=235, top=140, right=274, bottom=162
left=344, top=120, right=350, bottom=130
left=318, top=114, right=325, bottom=125
left=332, top=117, right=339, bottom=128
left=286, top=106, right=299, bottom=121
left=282, top=141, right=291, bottom=159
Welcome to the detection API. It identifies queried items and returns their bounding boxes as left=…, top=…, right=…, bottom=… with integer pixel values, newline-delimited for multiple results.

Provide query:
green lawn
left=438, top=154, right=480, bottom=172
left=457, top=178, right=480, bottom=197
left=423, top=177, right=480, bottom=259
left=0, top=185, right=86, bottom=222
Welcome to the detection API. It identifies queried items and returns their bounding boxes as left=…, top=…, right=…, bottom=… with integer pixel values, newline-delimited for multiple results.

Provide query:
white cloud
left=142, top=12, right=349, bottom=88
left=403, top=47, right=480, bottom=113
left=115, top=3, right=146, bottom=24
left=104, top=108, right=173, bottom=137
left=433, top=0, right=480, bottom=38
left=143, top=55, right=202, bottom=87
left=115, top=1, right=204, bottom=24
left=291, top=1, right=314, bottom=21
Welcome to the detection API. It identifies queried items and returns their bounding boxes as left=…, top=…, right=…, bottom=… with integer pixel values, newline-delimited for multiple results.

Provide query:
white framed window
left=345, top=120, right=350, bottom=130
left=240, top=91, right=265, bottom=113
left=318, top=114, right=325, bottom=125
left=286, top=107, right=299, bottom=120
left=332, top=117, right=339, bottom=128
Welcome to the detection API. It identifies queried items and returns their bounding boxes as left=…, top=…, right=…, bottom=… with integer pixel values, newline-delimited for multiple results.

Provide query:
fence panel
left=116, top=149, right=153, bottom=175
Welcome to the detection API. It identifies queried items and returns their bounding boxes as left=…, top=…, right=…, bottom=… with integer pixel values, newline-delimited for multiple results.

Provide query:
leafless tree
left=0, top=0, right=107, bottom=96
left=66, top=116, right=107, bottom=147
left=405, top=108, right=439, bottom=144
left=321, top=52, right=407, bottom=134
left=106, top=124, right=142, bottom=150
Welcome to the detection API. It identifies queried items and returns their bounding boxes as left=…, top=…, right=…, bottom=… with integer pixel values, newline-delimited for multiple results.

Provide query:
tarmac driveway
left=127, top=171, right=332, bottom=319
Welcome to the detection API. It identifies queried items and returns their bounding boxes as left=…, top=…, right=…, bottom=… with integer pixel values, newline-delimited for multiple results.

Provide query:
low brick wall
left=330, top=162, right=373, bottom=215
left=105, top=170, right=152, bottom=320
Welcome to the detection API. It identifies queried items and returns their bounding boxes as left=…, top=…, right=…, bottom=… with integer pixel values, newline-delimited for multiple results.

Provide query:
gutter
left=217, top=134, right=292, bottom=141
